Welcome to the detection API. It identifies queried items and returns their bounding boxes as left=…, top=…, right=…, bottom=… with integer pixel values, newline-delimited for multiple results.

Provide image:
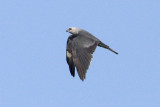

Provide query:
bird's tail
left=98, top=42, right=118, bottom=54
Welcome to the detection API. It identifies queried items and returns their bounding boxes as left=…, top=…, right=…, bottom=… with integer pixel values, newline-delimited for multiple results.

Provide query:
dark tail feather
left=98, top=42, right=118, bottom=54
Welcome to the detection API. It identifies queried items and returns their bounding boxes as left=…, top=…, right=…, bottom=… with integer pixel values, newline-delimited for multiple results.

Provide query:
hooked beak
left=66, top=29, right=69, bottom=32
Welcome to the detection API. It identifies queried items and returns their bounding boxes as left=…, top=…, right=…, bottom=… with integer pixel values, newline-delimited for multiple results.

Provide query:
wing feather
left=66, top=36, right=75, bottom=77
left=71, top=35, right=98, bottom=81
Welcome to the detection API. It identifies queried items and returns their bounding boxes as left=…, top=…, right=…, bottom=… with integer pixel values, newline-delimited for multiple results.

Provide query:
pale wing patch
left=67, top=51, right=72, bottom=58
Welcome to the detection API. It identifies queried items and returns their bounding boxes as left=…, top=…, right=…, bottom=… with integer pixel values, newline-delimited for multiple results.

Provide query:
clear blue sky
left=0, top=0, right=160, bottom=107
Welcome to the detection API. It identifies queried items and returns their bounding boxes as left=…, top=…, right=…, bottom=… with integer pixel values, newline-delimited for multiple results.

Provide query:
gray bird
left=66, top=27, right=118, bottom=81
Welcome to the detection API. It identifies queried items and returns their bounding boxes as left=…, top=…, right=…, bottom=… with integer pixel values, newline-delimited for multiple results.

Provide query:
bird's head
left=66, top=27, right=82, bottom=35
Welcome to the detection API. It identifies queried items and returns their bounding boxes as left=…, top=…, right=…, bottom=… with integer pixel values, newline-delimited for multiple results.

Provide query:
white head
left=66, top=27, right=82, bottom=35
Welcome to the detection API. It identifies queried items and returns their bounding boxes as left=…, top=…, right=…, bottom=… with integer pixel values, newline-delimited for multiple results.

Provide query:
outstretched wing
left=66, top=37, right=75, bottom=77
left=71, top=35, right=98, bottom=81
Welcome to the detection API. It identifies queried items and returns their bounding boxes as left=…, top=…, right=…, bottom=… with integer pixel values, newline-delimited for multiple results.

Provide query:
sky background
left=0, top=0, right=160, bottom=107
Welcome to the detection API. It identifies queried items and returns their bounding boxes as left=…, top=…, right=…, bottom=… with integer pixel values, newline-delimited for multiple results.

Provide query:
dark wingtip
left=80, top=78, right=85, bottom=81
left=79, top=75, right=85, bottom=81
left=71, top=73, right=75, bottom=77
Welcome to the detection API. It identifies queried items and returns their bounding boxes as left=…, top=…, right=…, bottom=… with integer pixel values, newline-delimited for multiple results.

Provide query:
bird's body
left=66, top=27, right=118, bottom=81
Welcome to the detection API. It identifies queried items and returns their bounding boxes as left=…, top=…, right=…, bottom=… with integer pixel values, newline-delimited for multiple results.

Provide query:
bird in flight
left=66, top=27, right=118, bottom=81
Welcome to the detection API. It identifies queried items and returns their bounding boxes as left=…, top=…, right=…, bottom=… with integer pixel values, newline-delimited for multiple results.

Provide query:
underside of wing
left=66, top=56, right=75, bottom=77
left=66, top=37, right=75, bottom=77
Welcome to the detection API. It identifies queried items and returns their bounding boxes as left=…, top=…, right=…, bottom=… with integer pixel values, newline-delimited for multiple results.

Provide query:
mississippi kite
left=66, top=27, right=118, bottom=81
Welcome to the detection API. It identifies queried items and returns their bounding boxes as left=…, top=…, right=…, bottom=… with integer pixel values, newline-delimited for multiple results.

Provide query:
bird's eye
left=69, top=28, right=72, bottom=30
